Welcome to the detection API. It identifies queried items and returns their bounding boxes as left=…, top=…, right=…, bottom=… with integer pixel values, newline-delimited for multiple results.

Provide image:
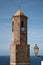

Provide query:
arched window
left=21, top=21, right=24, bottom=32
left=21, top=21, right=23, bottom=27
left=12, top=21, right=14, bottom=32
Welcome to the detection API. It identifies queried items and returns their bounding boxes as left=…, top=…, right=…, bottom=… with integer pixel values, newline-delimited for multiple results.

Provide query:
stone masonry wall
left=10, top=44, right=16, bottom=65
left=16, top=44, right=30, bottom=65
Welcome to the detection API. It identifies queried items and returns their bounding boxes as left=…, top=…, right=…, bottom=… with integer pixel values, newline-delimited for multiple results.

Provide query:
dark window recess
left=21, top=21, right=23, bottom=27
left=12, top=22, right=14, bottom=32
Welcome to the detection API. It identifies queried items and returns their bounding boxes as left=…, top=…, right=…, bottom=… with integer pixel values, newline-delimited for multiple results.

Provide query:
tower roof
left=15, top=10, right=25, bottom=16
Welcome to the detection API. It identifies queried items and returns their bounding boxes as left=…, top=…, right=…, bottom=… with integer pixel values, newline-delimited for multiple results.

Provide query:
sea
left=0, top=56, right=43, bottom=65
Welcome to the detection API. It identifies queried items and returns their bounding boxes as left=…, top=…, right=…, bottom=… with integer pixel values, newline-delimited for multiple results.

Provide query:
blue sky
left=0, top=0, right=43, bottom=56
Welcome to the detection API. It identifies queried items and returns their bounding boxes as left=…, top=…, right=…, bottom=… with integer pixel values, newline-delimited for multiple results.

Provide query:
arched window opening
left=21, top=21, right=23, bottom=27
left=12, top=21, right=14, bottom=32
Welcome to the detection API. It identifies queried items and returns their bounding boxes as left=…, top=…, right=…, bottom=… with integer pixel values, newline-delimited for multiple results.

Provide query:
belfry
left=10, top=10, right=30, bottom=65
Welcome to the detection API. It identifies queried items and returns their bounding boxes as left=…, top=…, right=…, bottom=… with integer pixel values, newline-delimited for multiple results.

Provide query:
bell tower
left=10, top=10, right=30, bottom=65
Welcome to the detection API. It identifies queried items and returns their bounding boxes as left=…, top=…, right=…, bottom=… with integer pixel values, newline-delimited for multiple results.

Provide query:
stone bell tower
left=10, top=10, right=30, bottom=65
